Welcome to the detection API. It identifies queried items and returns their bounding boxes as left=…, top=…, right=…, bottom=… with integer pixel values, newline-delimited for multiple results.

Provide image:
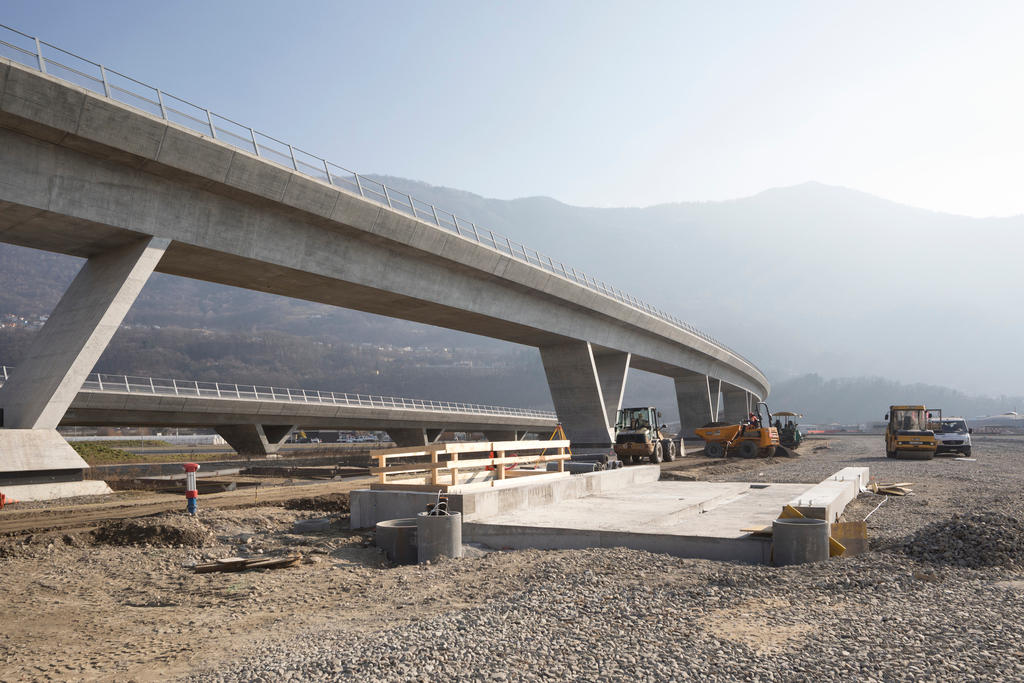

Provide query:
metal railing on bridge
left=0, top=365, right=556, bottom=420
left=0, top=24, right=761, bottom=379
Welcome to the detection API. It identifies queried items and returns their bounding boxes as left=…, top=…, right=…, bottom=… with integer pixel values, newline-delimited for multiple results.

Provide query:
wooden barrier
left=369, top=440, right=571, bottom=492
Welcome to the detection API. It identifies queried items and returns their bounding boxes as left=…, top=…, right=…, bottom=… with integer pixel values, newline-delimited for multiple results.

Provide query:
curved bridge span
left=0, top=26, right=768, bottom=494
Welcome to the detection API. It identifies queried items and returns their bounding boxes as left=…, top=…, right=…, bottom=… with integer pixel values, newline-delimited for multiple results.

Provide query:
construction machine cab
left=613, top=406, right=676, bottom=465
left=884, top=405, right=938, bottom=460
left=774, top=411, right=804, bottom=449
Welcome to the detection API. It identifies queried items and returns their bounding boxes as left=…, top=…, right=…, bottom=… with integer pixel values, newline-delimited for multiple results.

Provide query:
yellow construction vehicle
left=694, top=401, right=787, bottom=458
left=884, top=405, right=938, bottom=460
left=613, top=406, right=677, bottom=464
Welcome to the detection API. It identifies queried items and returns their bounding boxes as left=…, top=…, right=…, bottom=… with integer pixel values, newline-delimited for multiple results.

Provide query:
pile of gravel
left=898, top=511, right=1024, bottom=568
left=283, top=493, right=350, bottom=514
left=93, top=516, right=210, bottom=547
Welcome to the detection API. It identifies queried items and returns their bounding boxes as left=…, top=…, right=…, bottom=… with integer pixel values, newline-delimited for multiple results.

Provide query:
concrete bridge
left=0, top=366, right=557, bottom=457
left=0, top=27, right=768, bottom=496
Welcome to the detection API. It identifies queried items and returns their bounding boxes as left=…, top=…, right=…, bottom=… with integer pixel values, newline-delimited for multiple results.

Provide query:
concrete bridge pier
left=674, top=375, right=721, bottom=437
left=386, top=428, right=444, bottom=448
left=540, top=342, right=630, bottom=448
left=215, top=424, right=297, bottom=457
left=721, top=385, right=751, bottom=424
left=0, top=236, right=169, bottom=498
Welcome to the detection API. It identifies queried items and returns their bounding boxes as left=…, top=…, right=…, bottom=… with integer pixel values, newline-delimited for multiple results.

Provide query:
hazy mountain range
left=1, top=180, right=1021, bottom=425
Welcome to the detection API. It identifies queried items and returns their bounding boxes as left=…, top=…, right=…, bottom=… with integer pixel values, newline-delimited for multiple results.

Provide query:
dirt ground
left=1, top=434, right=1020, bottom=681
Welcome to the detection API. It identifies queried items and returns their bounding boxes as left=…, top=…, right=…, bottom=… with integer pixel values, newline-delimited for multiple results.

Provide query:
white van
left=932, top=417, right=973, bottom=456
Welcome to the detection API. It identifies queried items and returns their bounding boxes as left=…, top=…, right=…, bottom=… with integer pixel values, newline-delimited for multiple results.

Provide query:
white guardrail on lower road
left=0, top=23, right=760, bottom=376
left=0, top=365, right=557, bottom=420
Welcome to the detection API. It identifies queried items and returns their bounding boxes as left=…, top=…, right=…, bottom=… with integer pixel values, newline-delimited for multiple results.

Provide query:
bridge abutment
left=0, top=236, right=168, bottom=498
left=540, top=342, right=630, bottom=448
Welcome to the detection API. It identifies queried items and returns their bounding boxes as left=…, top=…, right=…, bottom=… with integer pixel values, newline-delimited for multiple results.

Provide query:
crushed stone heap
left=898, top=511, right=1024, bottom=568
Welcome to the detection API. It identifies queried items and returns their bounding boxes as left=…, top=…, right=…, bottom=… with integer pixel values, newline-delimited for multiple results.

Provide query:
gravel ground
left=4, top=434, right=1024, bottom=681
left=184, top=434, right=1024, bottom=683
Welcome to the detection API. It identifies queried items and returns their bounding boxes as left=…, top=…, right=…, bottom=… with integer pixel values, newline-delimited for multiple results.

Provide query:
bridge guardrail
left=0, top=366, right=557, bottom=420
left=0, top=23, right=763, bottom=381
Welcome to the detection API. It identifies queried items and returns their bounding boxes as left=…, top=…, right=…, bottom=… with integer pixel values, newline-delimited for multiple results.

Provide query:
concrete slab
left=350, top=465, right=660, bottom=528
left=1, top=479, right=111, bottom=502
left=829, top=467, right=869, bottom=490
left=787, top=479, right=859, bottom=523
left=464, top=480, right=812, bottom=563
left=0, top=429, right=90, bottom=473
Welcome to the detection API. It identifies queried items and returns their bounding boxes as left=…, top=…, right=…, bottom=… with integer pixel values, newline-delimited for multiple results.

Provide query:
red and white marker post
left=183, top=462, right=200, bottom=515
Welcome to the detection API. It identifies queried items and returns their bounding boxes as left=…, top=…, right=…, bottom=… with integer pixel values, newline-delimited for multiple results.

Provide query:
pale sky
left=4, top=0, right=1023, bottom=216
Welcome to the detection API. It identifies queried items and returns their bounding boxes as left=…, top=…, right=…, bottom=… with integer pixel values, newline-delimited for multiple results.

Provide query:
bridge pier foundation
left=215, top=424, right=296, bottom=457
left=674, top=375, right=721, bottom=438
left=0, top=236, right=169, bottom=498
left=540, top=342, right=630, bottom=448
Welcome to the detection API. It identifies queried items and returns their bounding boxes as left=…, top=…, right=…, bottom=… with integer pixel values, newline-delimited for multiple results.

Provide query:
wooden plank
left=496, top=451, right=505, bottom=480
left=369, top=463, right=441, bottom=475
left=489, top=439, right=570, bottom=452
left=370, top=445, right=431, bottom=458
left=368, top=481, right=448, bottom=491
left=430, top=451, right=439, bottom=486
left=831, top=521, right=868, bottom=556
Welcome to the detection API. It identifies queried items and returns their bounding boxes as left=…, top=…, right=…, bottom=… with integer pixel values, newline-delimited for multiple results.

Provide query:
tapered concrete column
left=674, top=375, right=720, bottom=437
left=0, top=237, right=168, bottom=494
left=721, top=385, right=750, bottom=423
left=540, top=341, right=630, bottom=448
left=216, top=424, right=296, bottom=457
left=387, top=428, right=429, bottom=448
left=0, top=237, right=170, bottom=429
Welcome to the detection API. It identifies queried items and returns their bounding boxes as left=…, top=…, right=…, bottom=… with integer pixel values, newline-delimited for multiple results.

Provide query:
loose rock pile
left=93, top=516, right=210, bottom=547
left=897, top=511, right=1024, bottom=568
left=283, top=493, right=350, bottom=513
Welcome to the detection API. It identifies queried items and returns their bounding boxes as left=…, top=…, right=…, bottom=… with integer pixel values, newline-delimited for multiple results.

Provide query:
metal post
left=286, top=388, right=292, bottom=401
left=34, top=37, right=46, bottom=73
left=324, top=160, right=333, bottom=184
left=99, top=65, right=111, bottom=98
left=431, top=205, right=441, bottom=226
left=206, top=110, right=217, bottom=139
left=453, top=218, right=463, bottom=236
left=172, top=379, right=178, bottom=396
left=471, top=223, right=480, bottom=241
left=382, top=185, right=394, bottom=208
left=149, top=377, right=155, bottom=393
left=355, top=174, right=365, bottom=196
left=194, top=380, right=200, bottom=395
left=97, top=375, right=103, bottom=391
left=250, top=128, right=260, bottom=156
left=505, top=237, right=514, bottom=255
left=157, top=89, right=168, bottom=120
left=216, top=383, right=221, bottom=398
left=287, top=145, right=299, bottom=170
left=125, top=376, right=130, bottom=392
